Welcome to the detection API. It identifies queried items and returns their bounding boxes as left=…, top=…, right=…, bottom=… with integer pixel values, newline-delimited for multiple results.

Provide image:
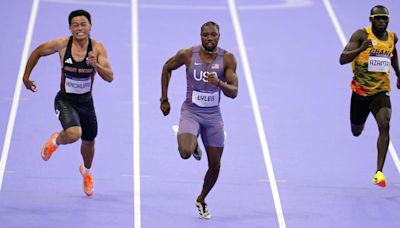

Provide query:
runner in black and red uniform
left=22, top=9, right=113, bottom=196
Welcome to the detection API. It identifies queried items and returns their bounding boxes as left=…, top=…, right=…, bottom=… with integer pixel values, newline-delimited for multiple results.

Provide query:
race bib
left=368, top=55, right=390, bottom=73
left=192, top=90, right=219, bottom=107
left=65, top=75, right=91, bottom=94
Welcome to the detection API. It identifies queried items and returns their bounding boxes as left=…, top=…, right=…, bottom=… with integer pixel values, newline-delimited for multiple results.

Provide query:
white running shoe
left=193, top=145, right=202, bottom=161
left=195, top=201, right=211, bottom=219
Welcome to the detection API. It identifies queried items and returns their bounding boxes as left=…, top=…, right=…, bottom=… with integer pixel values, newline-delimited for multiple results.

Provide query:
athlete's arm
left=90, top=42, right=113, bottom=82
left=340, top=29, right=371, bottom=65
left=160, top=48, right=191, bottom=116
left=220, top=52, right=238, bottom=98
left=22, top=37, right=67, bottom=92
left=391, top=33, right=400, bottom=89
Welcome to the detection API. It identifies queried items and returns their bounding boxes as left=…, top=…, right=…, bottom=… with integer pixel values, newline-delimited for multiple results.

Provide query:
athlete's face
left=370, top=8, right=389, bottom=33
left=69, top=16, right=92, bottom=40
left=201, top=25, right=220, bottom=52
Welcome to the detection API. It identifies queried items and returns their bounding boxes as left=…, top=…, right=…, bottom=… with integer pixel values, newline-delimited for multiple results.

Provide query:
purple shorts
left=178, top=102, right=224, bottom=147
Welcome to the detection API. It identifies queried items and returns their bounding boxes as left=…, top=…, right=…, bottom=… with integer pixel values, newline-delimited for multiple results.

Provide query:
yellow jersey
left=351, top=26, right=394, bottom=96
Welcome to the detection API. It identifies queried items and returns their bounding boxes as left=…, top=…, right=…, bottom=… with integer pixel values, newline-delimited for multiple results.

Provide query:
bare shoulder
left=91, top=38, right=107, bottom=52
left=351, top=28, right=368, bottom=40
left=174, top=47, right=193, bottom=65
left=176, top=47, right=192, bottom=59
left=223, top=50, right=237, bottom=66
left=47, top=36, right=69, bottom=51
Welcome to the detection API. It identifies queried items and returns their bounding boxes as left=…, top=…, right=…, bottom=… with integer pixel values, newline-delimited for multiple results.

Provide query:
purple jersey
left=178, top=45, right=226, bottom=147
left=185, top=46, right=226, bottom=108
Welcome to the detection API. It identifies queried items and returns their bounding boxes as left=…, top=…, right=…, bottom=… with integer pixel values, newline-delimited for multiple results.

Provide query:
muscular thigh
left=350, top=92, right=371, bottom=125
left=75, top=99, right=98, bottom=141
left=54, top=93, right=81, bottom=130
left=370, top=92, right=391, bottom=117
left=200, top=113, right=224, bottom=147
left=178, top=106, right=200, bottom=137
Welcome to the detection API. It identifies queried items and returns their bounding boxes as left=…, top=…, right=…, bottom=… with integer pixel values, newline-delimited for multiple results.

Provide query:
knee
left=208, top=161, right=221, bottom=172
left=64, top=127, right=82, bottom=142
left=178, top=147, right=192, bottom=159
left=378, top=120, right=390, bottom=133
left=82, top=140, right=95, bottom=148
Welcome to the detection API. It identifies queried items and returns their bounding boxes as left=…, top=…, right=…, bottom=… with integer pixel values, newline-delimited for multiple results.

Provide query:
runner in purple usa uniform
left=160, top=21, right=238, bottom=219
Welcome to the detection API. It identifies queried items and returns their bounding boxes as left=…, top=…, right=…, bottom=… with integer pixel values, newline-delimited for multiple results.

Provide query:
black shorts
left=54, top=91, right=97, bottom=141
left=350, top=91, right=391, bottom=125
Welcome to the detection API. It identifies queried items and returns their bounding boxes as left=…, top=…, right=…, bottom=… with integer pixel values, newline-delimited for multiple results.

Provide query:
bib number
left=192, top=90, right=219, bottom=107
left=65, top=76, right=91, bottom=94
left=368, top=55, right=390, bottom=73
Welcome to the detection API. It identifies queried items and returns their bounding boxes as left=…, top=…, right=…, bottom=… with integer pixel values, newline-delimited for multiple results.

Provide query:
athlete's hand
left=160, top=101, right=171, bottom=116
left=206, top=72, right=219, bottom=86
left=360, top=39, right=373, bottom=52
left=23, top=78, right=37, bottom=92
left=87, top=51, right=97, bottom=68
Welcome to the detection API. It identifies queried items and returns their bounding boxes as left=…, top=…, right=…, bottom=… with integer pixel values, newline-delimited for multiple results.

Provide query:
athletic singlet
left=185, top=46, right=226, bottom=107
left=351, top=26, right=395, bottom=96
left=61, top=36, right=95, bottom=95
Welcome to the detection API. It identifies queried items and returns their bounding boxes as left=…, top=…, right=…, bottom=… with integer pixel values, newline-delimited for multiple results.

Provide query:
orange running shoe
left=41, top=132, right=59, bottom=161
left=79, top=165, right=94, bottom=196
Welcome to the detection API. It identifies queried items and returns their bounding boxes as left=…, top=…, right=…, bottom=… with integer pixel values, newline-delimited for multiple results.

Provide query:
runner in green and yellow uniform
left=340, top=5, right=400, bottom=187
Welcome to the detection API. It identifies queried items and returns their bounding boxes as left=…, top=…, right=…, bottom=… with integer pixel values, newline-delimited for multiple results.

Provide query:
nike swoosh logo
left=194, top=62, right=201, bottom=65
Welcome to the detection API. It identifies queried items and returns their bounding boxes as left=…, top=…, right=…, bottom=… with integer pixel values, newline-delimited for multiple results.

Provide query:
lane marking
left=322, top=0, right=400, bottom=174
left=43, top=0, right=129, bottom=7
left=0, top=0, right=40, bottom=191
left=131, top=0, right=141, bottom=227
left=42, top=0, right=313, bottom=10
left=227, top=0, right=286, bottom=227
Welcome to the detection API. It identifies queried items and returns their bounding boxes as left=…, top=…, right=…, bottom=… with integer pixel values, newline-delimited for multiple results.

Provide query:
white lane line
left=0, top=0, right=40, bottom=191
left=227, top=0, right=286, bottom=227
left=389, top=142, right=400, bottom=173
left=322, top=0, right=347, bottom=47
left=322, top=0, right=400, bottom=174
left=42, top=0, right=313, bottom=10
left=131, top=0, right=141, bottom=227
left=43, top=0, right=129, bottom=8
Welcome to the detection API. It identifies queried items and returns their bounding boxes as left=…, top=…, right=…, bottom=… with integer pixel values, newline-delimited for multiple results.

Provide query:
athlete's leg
left=196, top=146, right=223, bottom=203
left=54, top=92, right=82, bottom=145
left=56, top=126, right=82, bottom=145
left=42, top=94, right=83, bottom=161
left=81, top=140, right=95, bottom=169
left=78, top=103, right=97, bottom=196
left=177, top=106, right=200, bottom=159
left=178, top=133, right=198, bottom=159
left=79, top=139, right=95, bottom=196
left=350, top=92, right=369, bottom=136
left=374, top=107, right=391, bottom=172
left=197, top=113, right=224, bottom=203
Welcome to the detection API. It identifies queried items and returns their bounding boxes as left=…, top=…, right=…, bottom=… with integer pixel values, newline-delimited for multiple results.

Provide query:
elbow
left=339, top=54, right=351, bottom=65
left=228, top=91, right=238, bottom=99
left=106, top=73, right=114, bottom=83
left=339, top=56, right=345, bottom=65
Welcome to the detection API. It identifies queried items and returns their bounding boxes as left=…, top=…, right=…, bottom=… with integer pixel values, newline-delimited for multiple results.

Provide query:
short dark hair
left=370, top=5, right=389, bottom=15
left=68, top=9, right=91, bottom=25
left=201, top=21, right=220, bottom=34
